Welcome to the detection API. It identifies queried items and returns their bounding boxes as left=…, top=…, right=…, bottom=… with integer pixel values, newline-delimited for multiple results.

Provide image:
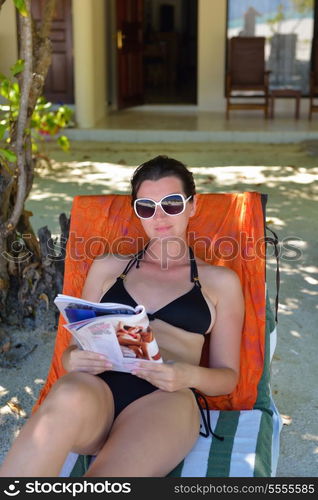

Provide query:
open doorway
left=142, top=0, right=198, bottom=104
left=111, top=0, right=198, bottom=109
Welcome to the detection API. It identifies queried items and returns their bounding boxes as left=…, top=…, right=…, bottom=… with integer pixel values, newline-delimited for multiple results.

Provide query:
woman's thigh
left=45, top=372, right=115, bottom=455
left=85, top=388, right=201, bottom=477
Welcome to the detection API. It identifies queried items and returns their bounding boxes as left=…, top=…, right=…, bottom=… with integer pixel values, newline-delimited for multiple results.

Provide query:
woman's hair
left=131, top=155, right=196, bottom=203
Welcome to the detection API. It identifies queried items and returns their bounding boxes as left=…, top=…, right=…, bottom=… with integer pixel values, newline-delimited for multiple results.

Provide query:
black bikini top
left=100, top=246, right=211, bottom=335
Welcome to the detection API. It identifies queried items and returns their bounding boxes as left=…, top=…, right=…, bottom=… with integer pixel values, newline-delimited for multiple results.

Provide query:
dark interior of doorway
left=143, top=0, right=197, bottom=104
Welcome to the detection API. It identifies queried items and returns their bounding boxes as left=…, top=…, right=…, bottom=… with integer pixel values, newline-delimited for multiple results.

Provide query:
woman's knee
left=45, top=372, right=108, bottom=412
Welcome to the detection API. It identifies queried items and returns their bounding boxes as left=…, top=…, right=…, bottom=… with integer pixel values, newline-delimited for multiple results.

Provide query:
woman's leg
left=85, top=388, right=200, bottom=477
left=0, top=372, right=115, bottom=477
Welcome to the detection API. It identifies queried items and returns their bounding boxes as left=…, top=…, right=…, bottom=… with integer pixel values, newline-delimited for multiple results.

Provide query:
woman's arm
left=81, top=255, right=112, bottom=302
left=189, top=267, right=245, bottom=396
left=61, top=255, right=117, bottom=374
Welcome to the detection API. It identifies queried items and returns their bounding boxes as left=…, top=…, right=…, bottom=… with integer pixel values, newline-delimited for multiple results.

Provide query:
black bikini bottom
left=97, top=371, right=224, bottom=441
left=97, top=370, right=158, bottom=418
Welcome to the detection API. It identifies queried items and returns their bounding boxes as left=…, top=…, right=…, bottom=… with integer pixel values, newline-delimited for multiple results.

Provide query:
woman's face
left=135, top=176, right=195, bottom=240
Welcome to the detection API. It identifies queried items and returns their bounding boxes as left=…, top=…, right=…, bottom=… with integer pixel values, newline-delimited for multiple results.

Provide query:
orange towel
left=33, top=192, right=266, bottom=413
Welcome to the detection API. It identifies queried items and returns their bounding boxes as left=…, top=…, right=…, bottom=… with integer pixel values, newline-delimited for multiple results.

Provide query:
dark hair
left=131, top=155, right=196, bottom=203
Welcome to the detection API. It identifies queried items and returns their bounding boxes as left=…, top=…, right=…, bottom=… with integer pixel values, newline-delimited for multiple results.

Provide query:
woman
left=0, top=155, right=244, bottom=477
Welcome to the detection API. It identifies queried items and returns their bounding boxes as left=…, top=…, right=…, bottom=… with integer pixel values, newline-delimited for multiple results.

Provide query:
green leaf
left=10, top=59, right=25, bottom=77
left=0, top=79, right=11, bottom=99
left=0, top=148, right=17, bottom=162
left=13, top=0, right=28, bottom=17
left=0, top=73, right=9, bottom=83
left=57, top=135, right=70, bottom=152
left=0, top=124, right=7, bottom=140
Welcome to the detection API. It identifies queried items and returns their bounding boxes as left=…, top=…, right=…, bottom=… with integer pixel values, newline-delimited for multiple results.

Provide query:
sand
left=0, top=140, right=317, bottom=477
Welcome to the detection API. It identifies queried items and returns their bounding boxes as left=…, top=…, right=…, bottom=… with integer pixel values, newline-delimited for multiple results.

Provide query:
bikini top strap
left=135, top=240, right=150, bottom=269
left=118, top=256, right=138, bottom=280
left=118, top=241, right=151, bottom=279
left=120, top=245, right=199, bottom=282
left=189, top=246, right=201, bottom=288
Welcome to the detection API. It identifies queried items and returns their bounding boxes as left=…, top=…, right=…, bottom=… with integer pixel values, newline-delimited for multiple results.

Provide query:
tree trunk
left=0, top=0, right=61, bottom=335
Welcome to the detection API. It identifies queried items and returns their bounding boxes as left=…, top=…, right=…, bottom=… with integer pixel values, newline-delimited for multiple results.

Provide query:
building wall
left=106, top=0, right=117, bottom=109
left=198, top=0, right=227, bottom=111
left=72, top=0, right=107, bottom=128
left=93, top=0, right=108, bottom=122
left=0, top=1, right=18, bottom=76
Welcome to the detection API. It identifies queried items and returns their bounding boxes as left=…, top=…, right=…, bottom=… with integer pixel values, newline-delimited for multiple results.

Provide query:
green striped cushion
left=68, top=409, right=274, bottom=477
left=169, top=409, right=274, bottom=477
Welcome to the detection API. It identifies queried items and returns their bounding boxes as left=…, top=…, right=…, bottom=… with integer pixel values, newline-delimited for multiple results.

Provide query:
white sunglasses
left=134, top=193, right=192, bottom=219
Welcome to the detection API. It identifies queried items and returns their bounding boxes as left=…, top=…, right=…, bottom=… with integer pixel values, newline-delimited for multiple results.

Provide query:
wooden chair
left=309, top=39, right=318, bottom=120
left=226, top=36, right=270, bottom=119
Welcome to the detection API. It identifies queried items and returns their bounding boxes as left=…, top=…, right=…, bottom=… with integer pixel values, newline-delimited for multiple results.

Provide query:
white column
left=72, top=0, right=107, bottom=128
left=0, top=1, right=18, bottom=75
left=197, top=0, right=227, bottom=111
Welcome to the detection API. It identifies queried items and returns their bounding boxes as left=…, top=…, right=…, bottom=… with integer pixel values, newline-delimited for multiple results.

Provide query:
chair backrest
left=33, top=192, right=269, bottom=414
left=228, top=36, right=266, bottom=88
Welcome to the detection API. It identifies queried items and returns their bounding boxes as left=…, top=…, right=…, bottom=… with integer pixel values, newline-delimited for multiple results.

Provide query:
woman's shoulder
left=81, top=253, right=134, bottom=302
left=93, top=252, right=133, bottom=265
left=90, top=252, right=133, bottom=276
left=197, top=261, right=244, bottom=311
left=197, top=259, right=242, bottom=289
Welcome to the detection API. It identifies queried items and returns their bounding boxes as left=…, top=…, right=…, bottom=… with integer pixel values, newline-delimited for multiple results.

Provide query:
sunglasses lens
left=161, top=194, right=185, bottom=215
left=135, top=199, right=156, bottom=218
left=135, top=194, right=189, bottom=219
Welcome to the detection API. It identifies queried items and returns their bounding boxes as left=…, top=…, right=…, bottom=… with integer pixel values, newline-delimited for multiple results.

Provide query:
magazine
left=54, top=294, right=162, bottom=373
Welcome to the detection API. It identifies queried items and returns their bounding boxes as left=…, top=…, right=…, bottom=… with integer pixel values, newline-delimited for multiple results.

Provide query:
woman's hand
left=131, top=360, right=193, bottom=392
left=62, top=345, right=112, bottom=375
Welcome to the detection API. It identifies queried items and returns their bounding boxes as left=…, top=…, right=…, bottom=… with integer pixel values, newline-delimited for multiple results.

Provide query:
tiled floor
left=65, top=106, right=318, bottom=143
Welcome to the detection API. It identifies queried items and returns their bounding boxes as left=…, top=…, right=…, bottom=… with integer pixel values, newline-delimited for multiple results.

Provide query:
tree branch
left=2, top=0, right=32, bottom=238
left=40, top=0, right=56, bottom=40
left=28, top=0, right=56, bottom=114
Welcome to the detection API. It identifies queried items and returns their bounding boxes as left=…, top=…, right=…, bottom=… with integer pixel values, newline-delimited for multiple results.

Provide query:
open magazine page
left=64, top=318, right=127, bottom=371
left=54, top=294, right=162, bottom=373
left=64, top=316, right=162, bottom=373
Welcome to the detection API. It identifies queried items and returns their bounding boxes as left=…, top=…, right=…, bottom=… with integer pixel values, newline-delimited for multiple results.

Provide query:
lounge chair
left=32, top=192, right=282, bottom=477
